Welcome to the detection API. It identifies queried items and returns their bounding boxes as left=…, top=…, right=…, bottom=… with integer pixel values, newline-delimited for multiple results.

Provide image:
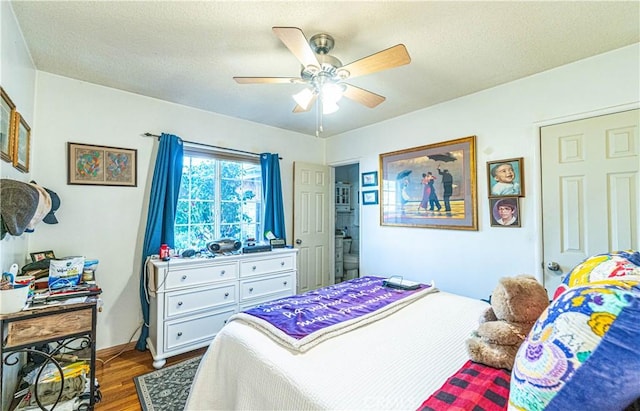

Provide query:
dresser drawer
left=163, top=262, right=237, bottom=290
left=165, top=283, right=236, bottom=319
left=240, top=255, right=294, bottom=277
left=240, top=273, right=293, bottom=302
left=164, top=307, right=235, bottom=351
left=239, top=290, right=293, bottom=311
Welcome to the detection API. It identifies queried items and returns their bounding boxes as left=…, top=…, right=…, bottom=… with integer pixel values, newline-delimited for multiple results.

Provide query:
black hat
left=0, top=179, right=39, bottom=236
left=43, top=187, right=60, bottom=224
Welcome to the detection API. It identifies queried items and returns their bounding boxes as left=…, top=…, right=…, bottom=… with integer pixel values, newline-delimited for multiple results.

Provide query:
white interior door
left=293, top=161, right=331, bottom=293
left=541, top=109, right=639, bottom=297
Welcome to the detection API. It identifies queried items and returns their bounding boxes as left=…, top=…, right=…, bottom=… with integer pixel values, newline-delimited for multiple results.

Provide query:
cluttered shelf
left=1, top=256, right=103, bottom=410
left=1, top=297, right=102, bottom=410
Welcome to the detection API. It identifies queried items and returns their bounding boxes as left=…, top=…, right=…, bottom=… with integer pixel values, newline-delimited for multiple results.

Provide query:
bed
left=186, top=253, right=640, bottom=411
left=185, top=276, right=490, bottom=410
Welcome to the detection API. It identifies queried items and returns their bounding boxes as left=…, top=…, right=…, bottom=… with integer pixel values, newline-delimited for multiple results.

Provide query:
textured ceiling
left=10, top=1, right=640, bottom=137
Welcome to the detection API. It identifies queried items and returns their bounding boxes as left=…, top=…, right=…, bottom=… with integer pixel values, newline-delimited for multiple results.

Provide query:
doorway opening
left=334, top=163, right=360, bottom=283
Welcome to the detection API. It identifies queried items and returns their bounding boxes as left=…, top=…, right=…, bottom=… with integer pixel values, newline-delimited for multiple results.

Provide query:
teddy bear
left=466, top=275, right=549, bottom=370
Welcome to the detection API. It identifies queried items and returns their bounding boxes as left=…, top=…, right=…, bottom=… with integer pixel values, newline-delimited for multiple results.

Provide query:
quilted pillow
left=509, top=279, right=640, bottom=411
left=553, top=250, right=640, bottom=299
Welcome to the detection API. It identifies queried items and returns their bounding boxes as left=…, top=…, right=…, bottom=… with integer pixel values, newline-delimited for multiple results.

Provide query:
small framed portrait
left=361, top=171, right=378, bottom=187
left=490, top=197, right=520, bottom=227
left=30, top=250, right=56, bottom=262
left=362, top=190, right=379, bottom=205
left=487, top=157, right=524, bottom=197
left=12, top=112, right=31, bottom=173
left=1, top=87, right=16, bottom=163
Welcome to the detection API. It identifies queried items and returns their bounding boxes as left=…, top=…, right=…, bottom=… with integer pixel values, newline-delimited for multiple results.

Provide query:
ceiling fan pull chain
left=316, top=99, right=322, bottom=137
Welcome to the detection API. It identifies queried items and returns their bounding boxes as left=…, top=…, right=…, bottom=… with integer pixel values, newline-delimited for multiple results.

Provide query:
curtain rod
left=142, top=133, right=282, bottom=159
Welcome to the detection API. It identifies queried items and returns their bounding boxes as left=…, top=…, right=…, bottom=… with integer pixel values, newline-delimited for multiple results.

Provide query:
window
left=175, top=150, right=262, bottom=251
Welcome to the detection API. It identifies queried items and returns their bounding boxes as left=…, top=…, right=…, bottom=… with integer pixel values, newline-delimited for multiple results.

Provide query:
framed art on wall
left=361, top=171, right=378, bottom=187
left=490, top=196, right=521, bottom=227
left=1, top=87, right=16, bottom=163
left=380, top=135, right=477, bottom=230
left=68, top=142, right=138, bottom=186
left=12, top=112, right=31, bottom=172
left=487, top=157, right=524, bottom=197
left=362, top=190, right=379, bottom=205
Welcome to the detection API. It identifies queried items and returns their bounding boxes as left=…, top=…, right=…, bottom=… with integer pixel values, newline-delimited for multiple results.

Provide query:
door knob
left=547, top=261, right=561, bottom=271
left=295, top=239, right=302, bottom=245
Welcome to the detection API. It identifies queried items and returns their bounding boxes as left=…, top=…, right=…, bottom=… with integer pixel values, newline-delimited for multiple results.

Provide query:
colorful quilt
left=417, top=360, right=510, bottom=411
left=553, top=250, right=640, bottom=299
left=509, top=278, right=640, bottom=410
left=229, top=276, right=437, bottom=352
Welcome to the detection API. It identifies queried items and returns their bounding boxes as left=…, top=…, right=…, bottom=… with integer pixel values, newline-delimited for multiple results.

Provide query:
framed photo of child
left=490, top=197, right=521, bottom=227
left=487, top=157, right=524, bottom=197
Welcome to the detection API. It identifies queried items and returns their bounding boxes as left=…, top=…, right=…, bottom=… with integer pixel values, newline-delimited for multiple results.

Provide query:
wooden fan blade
left=343, top=84, right=386, bottom=108
left=293, top=94, right=318, bottom=113
left=234, top=77, right=299, bottom=84
left=341, top=44, right=411, bottom=79
left=272, top=27, right=320, bottom=69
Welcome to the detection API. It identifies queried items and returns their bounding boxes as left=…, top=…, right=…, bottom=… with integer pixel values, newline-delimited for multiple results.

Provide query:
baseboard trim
left=97, top=341, right=137, bottom=360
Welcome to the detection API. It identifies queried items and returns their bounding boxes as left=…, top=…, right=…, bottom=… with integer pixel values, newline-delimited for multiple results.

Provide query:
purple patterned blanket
left=228, top=276, right=437, bottom=352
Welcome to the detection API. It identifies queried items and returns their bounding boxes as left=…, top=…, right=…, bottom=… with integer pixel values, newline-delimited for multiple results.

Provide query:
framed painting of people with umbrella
left=379, top=135, right=477, bottom=230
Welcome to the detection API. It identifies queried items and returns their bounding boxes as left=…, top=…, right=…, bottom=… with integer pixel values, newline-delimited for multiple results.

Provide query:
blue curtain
left=260, top=153, right=286, bottom=242
left=136, top=133, right=184, bottom=351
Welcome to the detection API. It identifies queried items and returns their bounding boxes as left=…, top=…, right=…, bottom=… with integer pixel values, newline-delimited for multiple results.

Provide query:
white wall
left=27, top=73, right=324, bottom=350
left=326, top=43, right=640, bottom=300
left=1, top=3, right=37, bottom=408
left=0, top=1, right=37, bottom=272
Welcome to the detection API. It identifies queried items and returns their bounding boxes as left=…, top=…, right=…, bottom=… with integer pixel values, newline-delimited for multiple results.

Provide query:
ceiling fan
left=233, top=27, right=411, bottom=134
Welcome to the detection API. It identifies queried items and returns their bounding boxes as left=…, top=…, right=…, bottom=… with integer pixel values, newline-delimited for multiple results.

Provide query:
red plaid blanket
left=417, top=361, right=510, bottom=411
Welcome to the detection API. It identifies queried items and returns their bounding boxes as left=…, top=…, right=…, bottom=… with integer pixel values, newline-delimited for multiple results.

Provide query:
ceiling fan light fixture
left=322, top=99, right=340, bottom=115
left=293, top=87, right=316, bottom=110
left=321, top=82, right=345, bottom=103
left=336, top=68, right=350, bottom=80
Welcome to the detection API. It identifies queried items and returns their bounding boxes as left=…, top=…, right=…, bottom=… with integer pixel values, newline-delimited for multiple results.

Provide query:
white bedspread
left=186, top=291, right=489, bottom=411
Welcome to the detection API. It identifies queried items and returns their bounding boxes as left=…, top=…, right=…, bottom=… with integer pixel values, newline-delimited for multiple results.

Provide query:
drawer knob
left=283, top=281, right=287, bottom=286
left=177, top=301, right=183, bottom=306
left=252, top=265, right=257, bottom=270
left=181, top=275, right=187, bottom=280
left=249, top=287, right=254, bottom=292
left=281, top=261, right=285, bottom=266
left=221, top=270, right=226, bottom=275
left=177, top=332, right=183, bottom=337
left=224, top=292, right=229, bottom=297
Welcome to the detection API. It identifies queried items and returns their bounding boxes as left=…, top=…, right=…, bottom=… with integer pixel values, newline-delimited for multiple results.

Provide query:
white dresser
left=147, top=248, right=297, bottom=368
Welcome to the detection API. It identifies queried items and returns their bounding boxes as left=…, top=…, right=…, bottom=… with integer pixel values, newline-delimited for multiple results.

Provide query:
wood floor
left=94, top=345, right=206, bottom=411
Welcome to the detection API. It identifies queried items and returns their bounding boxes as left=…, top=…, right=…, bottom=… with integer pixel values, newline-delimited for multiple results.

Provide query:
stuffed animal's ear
left=480, top=307, right=497, bottom=323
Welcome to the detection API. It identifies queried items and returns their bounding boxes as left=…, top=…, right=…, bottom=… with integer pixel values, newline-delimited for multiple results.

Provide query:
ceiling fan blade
left=343, top=84, right=386, bottom=108
left=341, top=44, right=411, bottom=79
left=293, top=94, right=318, bottom=113
left=272, top=27, right=320, bottom=69
left=234, top=77, right=299, bottom=84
